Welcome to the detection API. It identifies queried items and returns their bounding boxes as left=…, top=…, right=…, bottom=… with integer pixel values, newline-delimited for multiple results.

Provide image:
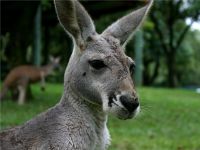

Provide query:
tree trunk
left=143, top=60, right=150, bottom=85
left=134, top=30, right=144, bottom=86
left=166, top=52, right=177, bottom=87
left=34, top=4, right=42, bottom=66
left=43, top=25, right=50, bottom=64
left=149, top=57, right=160, bottom=84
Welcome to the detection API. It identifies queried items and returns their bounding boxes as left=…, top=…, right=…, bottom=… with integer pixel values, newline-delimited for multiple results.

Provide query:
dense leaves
left=1, top=0, right=200, bottom=87
left=143, top=0, right=200, bottom=87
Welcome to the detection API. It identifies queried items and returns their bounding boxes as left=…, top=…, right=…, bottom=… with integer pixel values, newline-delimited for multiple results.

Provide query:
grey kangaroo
left=0, top=0, right=153, bottom=149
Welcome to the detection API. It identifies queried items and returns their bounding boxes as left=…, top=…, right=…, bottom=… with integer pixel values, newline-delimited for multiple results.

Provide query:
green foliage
left=176, top=30, right=200, bottom=85
left=1, top=0, right=199, bottom=86
left=41, top=0, right=52, bottom=11
left=184, top=0, right=200, bottom=20
left=142, top=0, right=200, bottom=86
left=1, top=84, right=200, bottom=150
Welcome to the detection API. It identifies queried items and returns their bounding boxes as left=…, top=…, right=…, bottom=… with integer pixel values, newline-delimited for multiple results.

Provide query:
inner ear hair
left=54, top=0, right=96, bottom=49
left=102, top=0, right=153, bottom=47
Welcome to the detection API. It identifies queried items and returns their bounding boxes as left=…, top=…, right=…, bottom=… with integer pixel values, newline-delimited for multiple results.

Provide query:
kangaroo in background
left=0, top=56, right=60, bottom=105
left=0, top=0, right=153, bottom=149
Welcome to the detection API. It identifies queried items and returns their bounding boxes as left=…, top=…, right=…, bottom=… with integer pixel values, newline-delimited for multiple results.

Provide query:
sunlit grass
left=109, top=87, right=200, bottom=150
left=0, top=83, right=63, bottom=128
left=1, top=84, right=200, bottom=150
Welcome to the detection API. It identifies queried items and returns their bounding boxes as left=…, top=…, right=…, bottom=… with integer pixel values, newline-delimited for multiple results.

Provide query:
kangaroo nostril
left=120, top=95, right=139, bottom=113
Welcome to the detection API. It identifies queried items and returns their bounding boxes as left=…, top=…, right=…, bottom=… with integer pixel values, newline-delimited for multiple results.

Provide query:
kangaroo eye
left=129, top=63, right=135, bottom=74
left=89, top=60, right=106, bottom=70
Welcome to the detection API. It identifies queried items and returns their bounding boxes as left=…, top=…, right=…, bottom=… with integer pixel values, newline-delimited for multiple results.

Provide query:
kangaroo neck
left=39, top=64, right=53, bottom=76
left=58, top=85, right=109, bottom=150
left=59, top=84, right=107, bottom=128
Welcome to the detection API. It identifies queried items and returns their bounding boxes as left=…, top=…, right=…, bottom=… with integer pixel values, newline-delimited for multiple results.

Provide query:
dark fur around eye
left=89, top=60, right=106, bottom=70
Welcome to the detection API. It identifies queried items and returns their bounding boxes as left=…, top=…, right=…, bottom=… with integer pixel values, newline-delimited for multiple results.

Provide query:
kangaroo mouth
left=108, top=94, right=123, bottom=108
left=108, top=94, right=127, bottom=111
left=108, top=94, right=116, bottom=107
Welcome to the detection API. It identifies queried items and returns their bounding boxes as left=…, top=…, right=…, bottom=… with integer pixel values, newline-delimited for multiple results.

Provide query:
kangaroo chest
left=61, top=114, right=110, bottom=150
left=44, top=105, right=110, bottom=150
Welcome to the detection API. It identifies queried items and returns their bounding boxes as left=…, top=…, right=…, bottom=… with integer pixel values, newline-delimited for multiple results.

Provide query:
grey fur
left=0, top=0, right=153, bottom=150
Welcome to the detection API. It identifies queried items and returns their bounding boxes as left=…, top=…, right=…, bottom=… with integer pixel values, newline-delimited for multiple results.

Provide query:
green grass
left=1, top=84, right=200, bottom=150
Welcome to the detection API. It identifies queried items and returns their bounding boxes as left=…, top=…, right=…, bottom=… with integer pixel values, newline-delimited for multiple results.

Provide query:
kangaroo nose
left=119, top=95, right=139, bottom=113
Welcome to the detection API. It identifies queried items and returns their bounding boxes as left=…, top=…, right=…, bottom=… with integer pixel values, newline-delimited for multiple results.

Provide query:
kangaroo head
left=49, top=55, right=61, bottom=69
left=55, top=0, right=153, bottom=120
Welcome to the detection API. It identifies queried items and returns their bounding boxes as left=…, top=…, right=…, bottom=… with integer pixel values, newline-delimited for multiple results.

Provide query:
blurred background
left=1, top=0, right=200, bottom=150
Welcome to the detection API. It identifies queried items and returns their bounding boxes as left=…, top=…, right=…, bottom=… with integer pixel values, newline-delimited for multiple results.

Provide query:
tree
left=142, top=19, right=163, bottom=86
left=176, top=30, right=200, bottom=86
left=149, top=0, right=200, bottom=87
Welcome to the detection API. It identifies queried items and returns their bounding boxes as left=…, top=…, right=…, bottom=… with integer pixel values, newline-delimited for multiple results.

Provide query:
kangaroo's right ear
left=102, top=0, right=153, bottom=47
left=49, top=55, right=54, bottom=62
left=54, top=0, right=96, bottom=49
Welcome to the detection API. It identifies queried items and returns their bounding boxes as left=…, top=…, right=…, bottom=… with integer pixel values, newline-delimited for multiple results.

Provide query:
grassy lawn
left=1, top=83, right=200, bottom=150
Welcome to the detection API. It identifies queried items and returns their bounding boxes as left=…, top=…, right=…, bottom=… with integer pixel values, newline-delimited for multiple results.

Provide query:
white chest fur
left=95, top=123, right=111, bottom=150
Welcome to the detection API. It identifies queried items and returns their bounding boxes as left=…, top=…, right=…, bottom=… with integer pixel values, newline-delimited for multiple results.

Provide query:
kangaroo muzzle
left=107, top=91, right=140, bottom=120
left=118, top=77, right=139, bottom=111
left=118, top=94, right=139, bottom=113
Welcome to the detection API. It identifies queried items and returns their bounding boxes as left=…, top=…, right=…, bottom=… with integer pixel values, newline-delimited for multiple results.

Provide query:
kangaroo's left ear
left=102, top=0, right=153, bottom=47
left=55, top=57, right=61, bottom=63
left=49, top=55, right=54, bottom=62
left=54, top=0, right=96, bottom=49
